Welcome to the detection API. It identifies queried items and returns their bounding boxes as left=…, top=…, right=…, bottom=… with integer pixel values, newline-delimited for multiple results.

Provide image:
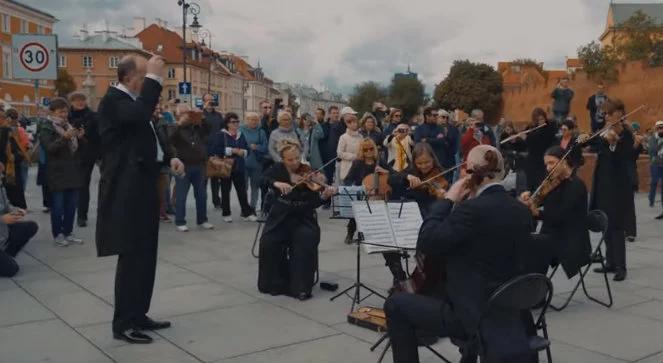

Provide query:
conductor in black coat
left=385, top=145, right=536, bottom=363
left=96, top=55, right=184, bottom=344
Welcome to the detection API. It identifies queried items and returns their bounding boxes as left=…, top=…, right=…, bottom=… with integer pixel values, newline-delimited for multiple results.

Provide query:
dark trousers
left=77, top=162, right=95, bottom=222
left=175, top=165, right=208, bottom=226
left=384, top=251, right=407, bottom=282
left=5, top=180, right=26, bottom=209
left=649, top=165, right=663, bottom=207
left=258, top=217, right=319, bottom=296
left=605, top=226, right=626, bottom=270
left=385, top=293, right=464, bottom=363
left=220, top=170, right=254, bottom=217
left=323, top=158, right=336, bottom=185
left=50, top=189, right=78, bottom=238
left=0, top=221, right=38, bottom=277
left=113, top=241, right=158, bottom=332
left=209, top=177, right=222, bottom=208
left=41, top=184, right=49, bottom=208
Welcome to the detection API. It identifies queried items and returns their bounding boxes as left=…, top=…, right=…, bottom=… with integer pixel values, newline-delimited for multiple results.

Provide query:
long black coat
left=524, top=123, right=557, bottom=191
left=418, top=185, right=534, bottom=360
left=589, top=130, right=635, bottom=230
left=69, top=107, right=100, bottom=165
left=95, top=79, right=166, bottom=257
left=539, top=175, right=591, bottom=278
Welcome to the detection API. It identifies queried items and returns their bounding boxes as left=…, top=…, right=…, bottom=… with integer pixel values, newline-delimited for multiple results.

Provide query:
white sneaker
left=176, top=225, right=189, bottom=232
left=243, top=215, right=258, bottom=222
left=65, top=235, right=84, bottom=244
left=54, top=234, right=69, bottom=247
left=199, top=222, right=214, bottom=230
left=223, top=216, right=233, bottom=223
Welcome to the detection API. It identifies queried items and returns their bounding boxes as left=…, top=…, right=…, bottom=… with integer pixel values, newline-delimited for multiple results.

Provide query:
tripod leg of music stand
left=377, top=340, right=391, bottom=363
left=330, top=283, right=357, bottom=301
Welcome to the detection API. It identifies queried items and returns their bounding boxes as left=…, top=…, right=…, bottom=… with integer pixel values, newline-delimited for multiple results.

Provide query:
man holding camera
left=460, top=110, right=495, bottom=161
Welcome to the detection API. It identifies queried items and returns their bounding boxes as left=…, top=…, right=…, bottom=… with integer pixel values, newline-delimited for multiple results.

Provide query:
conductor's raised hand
left=146, top=55, right=166, bottom=78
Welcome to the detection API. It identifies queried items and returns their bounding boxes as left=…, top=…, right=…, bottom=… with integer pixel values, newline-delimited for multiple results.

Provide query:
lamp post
left=198, top=28, right=213, bottom=96
left=177, top=0, right=201, bottom=104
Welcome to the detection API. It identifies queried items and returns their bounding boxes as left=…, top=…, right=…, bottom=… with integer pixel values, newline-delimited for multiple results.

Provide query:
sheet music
left=332, top=186, right=365, bottom=218
left=351, top=201, right=423, bottom=254
left=387, top=202, right=422, bottom=250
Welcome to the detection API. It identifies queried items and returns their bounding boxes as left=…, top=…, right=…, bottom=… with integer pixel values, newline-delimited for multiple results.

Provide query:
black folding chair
left=476, top=273, right=554, bottom=363
left=548, top=210, right=613, bottom=311
left=370, top=331, right=452, bottom=363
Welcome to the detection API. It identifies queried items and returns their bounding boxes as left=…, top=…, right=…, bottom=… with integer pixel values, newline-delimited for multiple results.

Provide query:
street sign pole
left=12, top=34, right=57, bottom=115
left=34, top=79, right=39, bottom=115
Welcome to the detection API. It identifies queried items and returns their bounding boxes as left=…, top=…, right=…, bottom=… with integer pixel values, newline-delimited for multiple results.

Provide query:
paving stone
left=40, top=290, right=114, bottom=327
left=0, top=319, right=113, bottom=363
left=76, top=322, right=162, bottom=350
left=158, top=302, right=337, bottom=362
left=105, top=339, right=202, bottom=363
left=0, top=288, right=54, bottom=327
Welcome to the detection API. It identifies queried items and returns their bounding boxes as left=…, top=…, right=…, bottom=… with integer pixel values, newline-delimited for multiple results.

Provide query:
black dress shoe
left=656, top=213, right=663, bottom=220
left=594, top=265, right=617, bottom=274
left=135, top=317, right=172, bottom=331
left=591, top=253, right=603, bottom=263
left=613, top=269, right=627, bottom=281
left=113, top=328, right=153, bottom=344
left=295, top=292, right=312, bottom=301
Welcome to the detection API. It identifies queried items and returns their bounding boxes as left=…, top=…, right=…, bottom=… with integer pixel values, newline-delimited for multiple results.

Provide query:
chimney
left=133, top=17, right=146, bottom=34
left=80, top=27, right=89, bottom=41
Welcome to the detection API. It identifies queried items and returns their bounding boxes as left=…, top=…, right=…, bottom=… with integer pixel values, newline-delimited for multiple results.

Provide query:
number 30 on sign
left=12, top=34, right=57, bottom=80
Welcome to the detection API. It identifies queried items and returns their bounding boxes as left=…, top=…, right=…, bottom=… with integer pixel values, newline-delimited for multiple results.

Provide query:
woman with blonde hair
left=258, top=139, right=336, bottom=300
left=359, top=112, right=384, bottom=158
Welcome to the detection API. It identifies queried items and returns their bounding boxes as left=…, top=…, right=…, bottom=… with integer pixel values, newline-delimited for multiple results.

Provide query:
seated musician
left=342, top=138, right=389, bottom=244
left=385, top=145, right=537, bottom=363
left=258, top=139, right=336, bottom=301
left=519, top=146, right=591, bottom=278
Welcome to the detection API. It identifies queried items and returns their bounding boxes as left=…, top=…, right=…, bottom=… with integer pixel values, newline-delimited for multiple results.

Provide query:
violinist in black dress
left=258, top=139, right=336, bottom=300
left=520, top=146, right=591, bottom=278
left=524, top=108, right=557, bottom=191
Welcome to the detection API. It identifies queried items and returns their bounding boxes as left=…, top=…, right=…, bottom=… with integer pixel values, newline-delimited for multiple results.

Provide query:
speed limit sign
left=12, top=35, right=57, bottom=80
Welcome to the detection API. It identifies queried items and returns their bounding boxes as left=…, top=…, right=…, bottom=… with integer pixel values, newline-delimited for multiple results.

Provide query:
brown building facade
left=0, top=0, right=56, bottom=115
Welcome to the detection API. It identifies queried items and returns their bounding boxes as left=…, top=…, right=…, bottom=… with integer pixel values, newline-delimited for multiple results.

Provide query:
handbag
left=207, top=133, right=235, bottom=178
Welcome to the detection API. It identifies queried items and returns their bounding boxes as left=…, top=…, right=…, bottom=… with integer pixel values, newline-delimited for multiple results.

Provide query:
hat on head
left=340, top=106, right=358, bottom=116
left=655, top=120, right=663, bottom=128
left=438, top=109, right=450, bottom=117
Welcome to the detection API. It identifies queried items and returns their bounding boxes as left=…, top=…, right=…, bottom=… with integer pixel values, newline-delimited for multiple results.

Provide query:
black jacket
left=418, top=185, right=533, bottom=359
left=95, top=79, right=166, bottom=257
left=524, top=122, right=557, bottom=191
left=169, top=121, right=210, bottom=166
left=38, top=120, right=84, bottom=192
left=203, top=109, right=225, bottom=136
left=69, top=106, right=100, bottom=164
left=539, top=175, right=591, bottom=278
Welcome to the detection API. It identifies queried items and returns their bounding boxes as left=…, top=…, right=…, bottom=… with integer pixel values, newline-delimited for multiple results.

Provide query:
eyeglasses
left=394, top=114, right=402, bottom=118
left=228, top=120, right=240, bottom=124
left=396, top=129, right=408, bottom=133
left=440, top=116, right=449, bottom=119
left=363, top=147, right=375, bottom=152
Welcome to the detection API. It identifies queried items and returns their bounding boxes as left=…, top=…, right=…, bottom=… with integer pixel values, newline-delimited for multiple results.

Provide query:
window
left=168, top=89, right=176, bottom=100
left=58, top=55, right=66, bottom=68
left=1, top=15, right=9, bottom=33
left=20, top=19, right=27, bottom=33
left=37, top=25, right=43, bottom=34
left=108, top=56, right=119, bottom=68
left=3, top=49, right=11, bottom=79
left=82, top=55, right=93, bottom=68
left=167, top=67, right=176, bottom=79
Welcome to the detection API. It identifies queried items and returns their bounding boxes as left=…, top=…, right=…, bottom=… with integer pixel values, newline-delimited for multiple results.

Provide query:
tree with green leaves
left=433, top=60, right=503, bottom=122
left=348, top=81, right=388, bottom=115
left=54, top=68, right=76, bottom=97
left=615, top=10, right=657, bottom=61
left=388, top=75, right=425, bottom=121
left=577, top=41, right=619, bottom=81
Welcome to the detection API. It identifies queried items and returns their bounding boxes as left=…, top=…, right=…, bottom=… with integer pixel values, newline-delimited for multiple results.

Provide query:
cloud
left=23, top=0, right=609, bottom=94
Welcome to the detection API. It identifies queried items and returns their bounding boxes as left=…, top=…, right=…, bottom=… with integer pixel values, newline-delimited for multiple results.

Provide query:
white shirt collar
left=114, top=83, right=136, bottom=101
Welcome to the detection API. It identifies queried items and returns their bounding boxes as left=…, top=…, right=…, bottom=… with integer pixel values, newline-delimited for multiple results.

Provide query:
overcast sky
left=24, top=0, right=619, bottom=94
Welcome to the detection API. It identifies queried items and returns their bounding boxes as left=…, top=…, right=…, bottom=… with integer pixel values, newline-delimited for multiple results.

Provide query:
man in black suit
left=384, top=145, right=536, bottom=363
left=96, top=55, right=184, bottom=344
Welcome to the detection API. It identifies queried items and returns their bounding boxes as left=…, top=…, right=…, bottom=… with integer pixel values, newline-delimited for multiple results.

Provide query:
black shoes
left=135, top=317, right=172, bottom=331
left=113, top=328, right=153, bottom=344
left=614, top=269, right=627, bottom=281
left=656, top=213, right=663, bottom=220
left=344, top=233, right=354, bottom=245
left=626, top=236, right=636, bottom=243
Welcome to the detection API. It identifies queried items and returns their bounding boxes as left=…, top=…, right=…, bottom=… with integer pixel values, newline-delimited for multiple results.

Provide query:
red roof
left=135, top=24, right=206, bottom=68
left=566, top=58, right=583, bottom=68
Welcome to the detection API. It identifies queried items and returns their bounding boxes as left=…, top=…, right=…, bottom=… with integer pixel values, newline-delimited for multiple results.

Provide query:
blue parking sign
left=195, top=98, right=203, bottom=108
left=178, top=82, right=191, bottom=95
left=42, top=97, right=50, bottom=106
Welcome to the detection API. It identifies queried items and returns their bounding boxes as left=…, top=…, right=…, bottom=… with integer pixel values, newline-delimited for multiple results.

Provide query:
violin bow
left=406, top=161, right=466, bottom=191
left=290, top=157, right=339, bottom=189
left=531, top=104, right=646, bottom=199
left=500, top=123, right=547, bottom=145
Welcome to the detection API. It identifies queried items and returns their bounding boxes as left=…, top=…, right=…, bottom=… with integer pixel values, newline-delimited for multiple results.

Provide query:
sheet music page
left=332, top=186, right=365, bottom=218
left=351, top=201, right=399, bottom=254
left=387, top=202, right=423, bottom=250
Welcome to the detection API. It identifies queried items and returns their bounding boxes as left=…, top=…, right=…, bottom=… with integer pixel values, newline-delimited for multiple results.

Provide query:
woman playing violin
left=519, top=146, right=591, bottom=278
left=258, top=139, right=336, bottom=300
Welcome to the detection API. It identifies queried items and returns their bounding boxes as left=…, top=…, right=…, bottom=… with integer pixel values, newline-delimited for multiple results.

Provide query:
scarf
left=49, top=115, right=78, bottom=153
left=394, top=137, right=408, bottom=172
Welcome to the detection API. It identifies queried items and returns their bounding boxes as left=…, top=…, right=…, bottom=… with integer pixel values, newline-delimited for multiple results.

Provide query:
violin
left=415, top=168, right=449, bottom=199
left=289, top=163, right=329, bottom=192
left=362, top=166, right=391, bottom=200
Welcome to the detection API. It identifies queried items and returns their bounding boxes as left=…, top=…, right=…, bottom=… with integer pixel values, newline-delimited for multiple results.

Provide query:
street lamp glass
left=190, top=15, right=202, bottom=33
